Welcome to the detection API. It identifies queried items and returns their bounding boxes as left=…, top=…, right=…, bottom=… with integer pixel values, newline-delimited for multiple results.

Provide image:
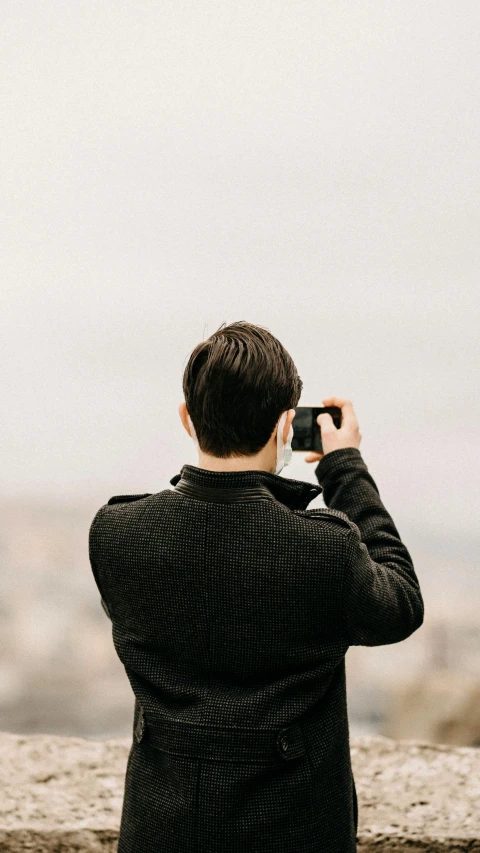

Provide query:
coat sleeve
left=315, top=448, right=424, bottom=646
left=88, top=505, right=112, bottom=621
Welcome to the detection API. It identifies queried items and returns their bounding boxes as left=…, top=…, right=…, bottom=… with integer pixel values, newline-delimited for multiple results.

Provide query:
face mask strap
left=275, top=411, right=290, bottom=475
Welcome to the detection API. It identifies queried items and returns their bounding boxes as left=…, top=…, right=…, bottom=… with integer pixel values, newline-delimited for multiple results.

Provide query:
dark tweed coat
left=88, top=447, right=424, bottom=853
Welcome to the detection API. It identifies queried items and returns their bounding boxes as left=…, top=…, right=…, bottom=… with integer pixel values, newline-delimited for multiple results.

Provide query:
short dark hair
left=182, top=321, right=303, bottom=457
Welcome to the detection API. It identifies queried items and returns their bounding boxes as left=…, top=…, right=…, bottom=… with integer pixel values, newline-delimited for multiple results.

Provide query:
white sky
left=1, top=1, right=479, bottom=547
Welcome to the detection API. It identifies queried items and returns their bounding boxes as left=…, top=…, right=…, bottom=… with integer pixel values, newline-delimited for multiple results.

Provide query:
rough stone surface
left=350, top=735, right=480, bottom=851
left=0, top=731, right=478, bottom=851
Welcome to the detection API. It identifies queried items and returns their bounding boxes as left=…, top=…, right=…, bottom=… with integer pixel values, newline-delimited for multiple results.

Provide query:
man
left=89, top=320, right=424, bottom=853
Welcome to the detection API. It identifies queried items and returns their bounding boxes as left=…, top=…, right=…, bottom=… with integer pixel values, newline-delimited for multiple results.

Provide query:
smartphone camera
left=292, top=406, right=342, bottom=454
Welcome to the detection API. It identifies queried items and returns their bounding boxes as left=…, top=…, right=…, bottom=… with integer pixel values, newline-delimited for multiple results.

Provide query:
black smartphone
left=292, top=406, right=342, bottom=454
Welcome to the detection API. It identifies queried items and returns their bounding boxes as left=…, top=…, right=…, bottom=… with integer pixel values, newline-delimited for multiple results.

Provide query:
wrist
left=314, top=447, right=365, bottom=485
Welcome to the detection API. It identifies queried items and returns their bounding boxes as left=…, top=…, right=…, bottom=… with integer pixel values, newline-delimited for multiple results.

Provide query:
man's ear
left=284, top=408, right=296, bottom=443
left=178, top=402, right=192, bottom=437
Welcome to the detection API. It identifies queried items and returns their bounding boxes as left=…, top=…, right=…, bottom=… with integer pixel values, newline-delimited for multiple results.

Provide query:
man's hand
left=304, top=396, right=362, bottom=463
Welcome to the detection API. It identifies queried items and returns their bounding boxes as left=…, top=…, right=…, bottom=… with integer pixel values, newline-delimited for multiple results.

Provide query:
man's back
left=89, top=447, right=424, bottom=853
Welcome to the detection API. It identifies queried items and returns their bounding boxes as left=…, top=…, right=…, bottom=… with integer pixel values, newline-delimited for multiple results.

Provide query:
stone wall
left=0, top=731, right=478, bottom=851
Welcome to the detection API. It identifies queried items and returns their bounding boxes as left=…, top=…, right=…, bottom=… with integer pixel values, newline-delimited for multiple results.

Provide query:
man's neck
left=196, top=451, right=274, bottom=474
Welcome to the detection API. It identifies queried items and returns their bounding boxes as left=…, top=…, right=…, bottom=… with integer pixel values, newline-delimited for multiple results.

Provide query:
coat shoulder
left=296, top=506, right=356, bottom=536
left=107, top=493, right=153, bottom=505
left=90, top=493, right=154, bottom=536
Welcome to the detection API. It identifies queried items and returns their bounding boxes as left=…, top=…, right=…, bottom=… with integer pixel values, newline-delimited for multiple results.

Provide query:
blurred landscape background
left=1, top=1, right=479, bottom=746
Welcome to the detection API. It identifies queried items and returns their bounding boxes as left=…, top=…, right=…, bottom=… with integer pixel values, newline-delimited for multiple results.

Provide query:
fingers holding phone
left=303, top=397, right=362, bottom=463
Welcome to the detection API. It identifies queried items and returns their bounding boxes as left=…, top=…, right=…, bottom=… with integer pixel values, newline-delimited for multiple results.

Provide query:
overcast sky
left=1, top=1, right=479, bottom=550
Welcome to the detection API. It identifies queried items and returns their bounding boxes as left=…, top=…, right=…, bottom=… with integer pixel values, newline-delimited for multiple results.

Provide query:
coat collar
left=169, top=464, right=323, bottom=511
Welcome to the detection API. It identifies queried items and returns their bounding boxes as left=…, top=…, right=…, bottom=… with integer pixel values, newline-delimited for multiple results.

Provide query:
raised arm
left=305, top=397, right=424, bottom=646
left=316, top=446, right=424, bottom=645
